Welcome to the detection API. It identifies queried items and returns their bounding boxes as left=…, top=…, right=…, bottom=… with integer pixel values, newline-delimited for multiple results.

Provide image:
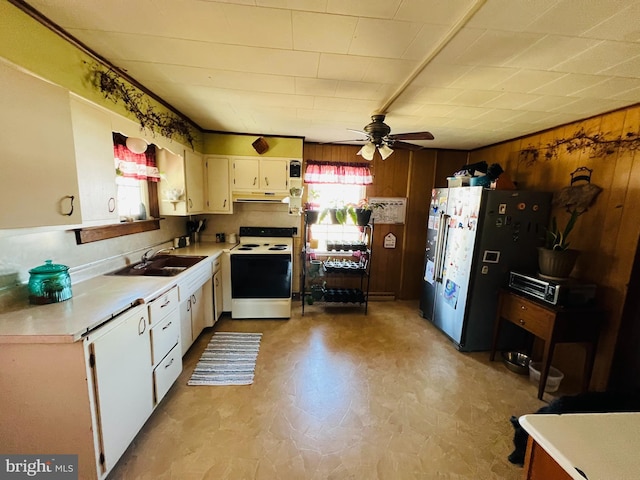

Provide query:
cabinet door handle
left=162, top=321, right=172, bottom=330
left=215, top=278, right=219, bottom=286
left=61, top=195, right=75, bottom=216
left=187, top=299, right=191, bottom=312
left=164, top=357, right=174, bottom=368
left=520, top=305, right=527, bottom=310
left=223, top=199, right=227, bottom=208
left=188, top=198, right=193, bottom=208
left=191, top=294, right=197, bottom=304
left=264, top=177, right=269, bottom=186
left=253, top=177, right=257, bottom=186
left=138, top=316, right=146, bottom=335
left=161, top=298, right=171, bottom=308
left=108, top=197, right=116, bottom=213
left=519, top=319, right=525, bottom=325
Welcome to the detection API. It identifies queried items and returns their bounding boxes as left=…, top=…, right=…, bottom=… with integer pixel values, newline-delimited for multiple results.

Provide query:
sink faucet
left=141, top=247, right=175, bottom=264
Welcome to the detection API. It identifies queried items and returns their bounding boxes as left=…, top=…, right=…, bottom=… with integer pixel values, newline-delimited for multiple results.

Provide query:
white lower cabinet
left=88, top=303, right=154, bottom=476
left=154, top=344, right=182, bottom=402
left=214, top=269, right=223, bottom=322
left=178, top=258, right=214, bottom=356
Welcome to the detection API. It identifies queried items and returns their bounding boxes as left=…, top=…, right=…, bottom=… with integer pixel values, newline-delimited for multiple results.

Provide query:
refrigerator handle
left=434, top=213, right=450, bottom=282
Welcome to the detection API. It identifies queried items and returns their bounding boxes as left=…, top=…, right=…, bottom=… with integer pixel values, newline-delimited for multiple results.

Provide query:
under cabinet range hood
left=232, top=191, right=288, bottom=203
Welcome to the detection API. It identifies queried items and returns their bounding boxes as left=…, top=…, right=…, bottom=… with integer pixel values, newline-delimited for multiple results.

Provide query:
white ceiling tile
left=449, top=66, right=521, bottom=90
left=481, top=92, right=542, bottom=109
left=401, top=87, right=464, bottom=104
left=448, top=105, right=488, bottom=119
left=347, top=18, right=422, bottom=59
left=521, top=95, right=581, bottom=113
left=475, top=108, right=530, bottom=122
left=295, top=78, right=338, bottom=96
left=601, top=56, right=640, bottom=77
left=608, top=86, right=640, bottom=103
left=292, top=12, right=357, bottom=54
left=428, top=28, right=487, bottom=64
left=402, top=24, right=451, bottom=61
left=361, top=58, right=418, bottom=84
left=448, top=89, right=503, bottom=106
left=526, top=0, right=632, bottom=36
left=412, top=64, right=475, bottom=87
left=326, top=0, right=402, bottom=18
left=394, top=0, right=477, bottom=24
left=530, top=73, right=608, bottom=96
left=557, top=97, right=633, bottom=116
left=572, top=77, right=640, bottom=100
left=256, top=0, right=327, bottom=12
left=466, top=0, right=557, bottom=31
left=453, top=30, right=546, bottom=67
left=554, top=42, right=640, bottom=75
left=312, top=96, right=379, bottom=113
left=215, top=2, right=293, bottom=49
left=317, top=54, right=371, bottom=82
left=505, top=35, right=603, bottom=70
left=335, top=81, right=392, bottom=100
left=583, top=2, right=640, bottom=42
left=495, top=70, right=567, bottom=94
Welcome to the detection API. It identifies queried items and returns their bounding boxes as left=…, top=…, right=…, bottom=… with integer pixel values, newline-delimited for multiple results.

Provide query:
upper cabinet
left=69, top=95, right=119, bottom=225
left=0, top=61, right=81, bottom=228
left=157, top=147, right=204, bottom=216
left=204, top=155, right=232, bottom=214
left=232, top=157, right=289, bottom=192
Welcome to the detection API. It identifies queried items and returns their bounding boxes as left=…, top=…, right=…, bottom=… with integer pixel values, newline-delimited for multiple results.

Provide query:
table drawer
left=501, top=294, right=553, bottom=338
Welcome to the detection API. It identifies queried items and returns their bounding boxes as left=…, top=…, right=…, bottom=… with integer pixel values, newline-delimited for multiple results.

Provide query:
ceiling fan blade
left=319, top=138, right=368, bottom=145
left=389, top=131, right=435, bottom=141
left=390, top=141, right=425, bottom=151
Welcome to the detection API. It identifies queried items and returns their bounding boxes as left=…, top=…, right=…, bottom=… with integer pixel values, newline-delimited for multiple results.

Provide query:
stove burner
left=274, top=244, right=288, bottom=248
left=241, top=243, right=260, bottom=248
left=237, top=247, right=254, bottom=251
left=269, top=246, right=287, bottom=251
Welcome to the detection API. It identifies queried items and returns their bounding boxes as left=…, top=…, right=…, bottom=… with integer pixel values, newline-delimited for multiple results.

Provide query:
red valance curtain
left=304, top=160, right=373, bottom=185
left=113, top=133, right=160, bottom=182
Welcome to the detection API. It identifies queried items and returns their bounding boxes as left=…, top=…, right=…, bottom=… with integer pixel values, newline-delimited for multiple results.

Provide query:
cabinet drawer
left=148, top=287, right=179, bottom=325
left=178, top=259, right=213, bottom=301
left=150, top=312, right=180, bottom=366
left=501, top=294, right=554, bottom=338
left=154, top=344, right=182, bottom=404
left=213, top=256, right=221, bottom=273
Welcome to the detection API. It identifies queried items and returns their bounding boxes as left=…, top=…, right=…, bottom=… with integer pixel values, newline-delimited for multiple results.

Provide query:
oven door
left=231, top=254, right=292, bottom=299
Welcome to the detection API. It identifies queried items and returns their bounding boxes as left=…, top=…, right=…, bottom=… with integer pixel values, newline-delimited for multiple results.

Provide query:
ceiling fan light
left=378, top=144, right=394, bottom=160
left=357, top=142, right=376, bottom=161
left=126, top=137, right=148, bottom=154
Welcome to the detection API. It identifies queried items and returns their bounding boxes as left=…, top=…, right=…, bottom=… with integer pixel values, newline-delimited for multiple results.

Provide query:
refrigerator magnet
left=498, top=204, right=507, bottom=214
left=517, top=202, right=526, bottom=210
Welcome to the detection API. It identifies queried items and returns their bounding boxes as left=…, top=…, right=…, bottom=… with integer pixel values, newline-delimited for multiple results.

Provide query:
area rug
left=188, top=332, right=262, bottom=386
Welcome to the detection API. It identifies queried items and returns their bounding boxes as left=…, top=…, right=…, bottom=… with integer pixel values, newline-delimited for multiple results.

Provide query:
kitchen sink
left=109, top=255, right=207, bottom=277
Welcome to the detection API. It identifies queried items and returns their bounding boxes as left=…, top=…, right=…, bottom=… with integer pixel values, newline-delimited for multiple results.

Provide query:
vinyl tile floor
left=108, top=301, right=548, bottom=480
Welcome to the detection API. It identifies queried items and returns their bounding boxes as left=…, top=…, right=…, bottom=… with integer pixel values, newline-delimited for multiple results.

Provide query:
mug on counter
left=215, top=233, right=225, bottom=243
left=227, top=233, right=237, bottom=244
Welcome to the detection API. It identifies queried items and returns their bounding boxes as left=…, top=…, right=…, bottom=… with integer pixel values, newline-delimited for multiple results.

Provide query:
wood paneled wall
left=302, top=143, right=466, bottom=300
left=468, top=104, right=640, bottom=390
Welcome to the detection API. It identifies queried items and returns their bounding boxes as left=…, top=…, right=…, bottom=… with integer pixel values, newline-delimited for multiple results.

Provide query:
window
left=113, top=133, right=159, bottom=221
left=303, top=160, right=372, bottom=249
left=115, top=176, right=149, bottom=220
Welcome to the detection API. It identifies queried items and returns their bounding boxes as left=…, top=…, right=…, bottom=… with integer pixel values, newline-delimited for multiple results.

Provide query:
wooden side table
left=490, top=288, right=601, bottom=400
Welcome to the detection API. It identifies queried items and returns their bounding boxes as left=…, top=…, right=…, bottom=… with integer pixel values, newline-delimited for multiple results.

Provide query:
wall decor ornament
left=87, top=62, right=196, bottom=149
left=519, top=128, right=640, bottom=166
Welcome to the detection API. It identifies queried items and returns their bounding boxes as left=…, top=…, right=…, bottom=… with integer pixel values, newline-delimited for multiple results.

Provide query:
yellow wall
left=204, top=132, right=303, bottom=158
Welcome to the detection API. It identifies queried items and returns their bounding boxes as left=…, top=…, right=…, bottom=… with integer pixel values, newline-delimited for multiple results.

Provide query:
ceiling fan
left=347, top=114, right=435, bottom=160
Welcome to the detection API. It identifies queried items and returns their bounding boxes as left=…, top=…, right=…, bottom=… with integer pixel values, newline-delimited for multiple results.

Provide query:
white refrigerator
left=419, top=187, right=551, bottom=351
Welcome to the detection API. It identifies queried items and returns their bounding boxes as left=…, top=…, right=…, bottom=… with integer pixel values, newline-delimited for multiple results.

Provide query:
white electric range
left=229, top=227, right=295, bottom=319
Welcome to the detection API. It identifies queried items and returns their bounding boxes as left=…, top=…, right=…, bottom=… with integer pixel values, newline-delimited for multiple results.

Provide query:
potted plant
left=319, top=201, right=355, bottom=225
left=303, top=189, right=321, bottom=224
left=537, top=209, right=580, bottom=278
left=351, top=198, right=384, bottom=226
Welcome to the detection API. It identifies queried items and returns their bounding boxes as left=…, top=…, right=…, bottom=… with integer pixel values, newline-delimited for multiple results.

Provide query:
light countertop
left=520, top=412, right=640, bottom=480
left=0, top=242, right=230, bottom=344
